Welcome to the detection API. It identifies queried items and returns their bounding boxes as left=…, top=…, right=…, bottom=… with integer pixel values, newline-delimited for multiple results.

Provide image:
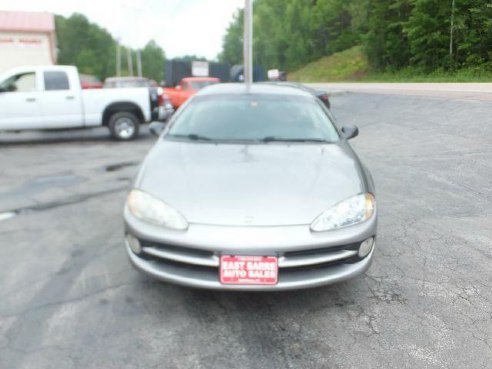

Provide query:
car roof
left=198, top=83, right=313, bottom=97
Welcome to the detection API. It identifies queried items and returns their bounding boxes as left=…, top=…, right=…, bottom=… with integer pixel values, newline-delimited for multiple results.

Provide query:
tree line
left=219, top=0, right=492, bottom=73
left=55, top=13, right=166, bottom=82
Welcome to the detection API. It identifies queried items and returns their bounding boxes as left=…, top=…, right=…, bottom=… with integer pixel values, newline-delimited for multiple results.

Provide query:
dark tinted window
left=44, top=71, right=70, bottom=91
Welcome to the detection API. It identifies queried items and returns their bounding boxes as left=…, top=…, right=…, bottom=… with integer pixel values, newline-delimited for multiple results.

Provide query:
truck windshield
left=166, top=94, right=339, bottom=143
left=190, top=81, right=219, bottom=90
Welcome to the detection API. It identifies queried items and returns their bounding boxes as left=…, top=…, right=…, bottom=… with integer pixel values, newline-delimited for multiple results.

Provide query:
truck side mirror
left=176, top=85, right=182, bottom=91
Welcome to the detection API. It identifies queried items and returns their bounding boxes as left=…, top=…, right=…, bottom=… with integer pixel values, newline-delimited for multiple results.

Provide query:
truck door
left=179, top=81, right=191, bottom=106
left=40, top=70, right=84, bottom=128
left=0, top=71, right=43, bottom=130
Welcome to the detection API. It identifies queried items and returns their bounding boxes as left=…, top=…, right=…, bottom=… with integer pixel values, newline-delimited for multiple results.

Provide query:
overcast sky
left=0, top=0, right=245, bottom=59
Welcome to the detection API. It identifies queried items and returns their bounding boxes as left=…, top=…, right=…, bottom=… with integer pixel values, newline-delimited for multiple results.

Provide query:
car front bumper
left=124, top=206, right=377, bottom=291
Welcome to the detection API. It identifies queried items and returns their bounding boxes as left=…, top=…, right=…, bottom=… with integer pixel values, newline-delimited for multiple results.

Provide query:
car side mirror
left=341, top=125, right=359, bottom=140
left=149, top=121, right=166, bottom=136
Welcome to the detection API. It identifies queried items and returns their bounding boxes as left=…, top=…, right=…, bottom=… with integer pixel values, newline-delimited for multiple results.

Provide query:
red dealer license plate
left=220, top=255, right=278, bottom=285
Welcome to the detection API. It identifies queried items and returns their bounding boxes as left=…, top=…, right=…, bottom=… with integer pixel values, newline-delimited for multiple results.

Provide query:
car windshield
left=166, top=94, right=339, bottom=143
left=190, top=81, right=219, bottom=90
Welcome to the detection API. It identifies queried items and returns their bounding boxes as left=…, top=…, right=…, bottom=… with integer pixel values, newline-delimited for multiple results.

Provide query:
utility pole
left=127, top=48, right=134, bottom=76
left=449, top=0, right=455, bottom=56
left=243, top=0, right=253, bottom=87
left=136, top=49, right=143, bottom=77
left=116, top=39, right=121, bottom=77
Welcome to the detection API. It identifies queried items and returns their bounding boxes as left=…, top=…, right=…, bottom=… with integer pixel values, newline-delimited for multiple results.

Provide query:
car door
left=40, top=70, right=84, bottom=128
left=0, top=71, right=43, bottom=130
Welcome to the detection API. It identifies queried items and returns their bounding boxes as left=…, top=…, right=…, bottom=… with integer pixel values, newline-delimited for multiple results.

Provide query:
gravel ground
left=0, top=90, right=491, bottom=369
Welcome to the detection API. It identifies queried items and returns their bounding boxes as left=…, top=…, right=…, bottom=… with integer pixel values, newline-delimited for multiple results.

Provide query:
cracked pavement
left=0, top=91, right=491, bottom=368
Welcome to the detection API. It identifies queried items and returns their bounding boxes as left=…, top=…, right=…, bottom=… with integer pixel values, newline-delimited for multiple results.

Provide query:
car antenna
left=243, top=0, right=253, bottom=91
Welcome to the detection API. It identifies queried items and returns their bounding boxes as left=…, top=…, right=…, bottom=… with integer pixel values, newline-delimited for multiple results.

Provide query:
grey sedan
left=124, top=84, right=377, bottom=290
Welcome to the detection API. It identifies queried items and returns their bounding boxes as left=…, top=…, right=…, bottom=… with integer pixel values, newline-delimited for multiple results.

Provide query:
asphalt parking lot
left=0, top=91, right=491, bottom=369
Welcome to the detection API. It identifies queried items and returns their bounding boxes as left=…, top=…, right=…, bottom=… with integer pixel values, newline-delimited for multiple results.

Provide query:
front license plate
left=220, top=255, right=278, bottom=285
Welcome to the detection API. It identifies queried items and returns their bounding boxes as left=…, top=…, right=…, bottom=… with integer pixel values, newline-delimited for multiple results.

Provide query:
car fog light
left=126, top=234, right=142, bottom=254
left=359, top=237, right=374, bottom=258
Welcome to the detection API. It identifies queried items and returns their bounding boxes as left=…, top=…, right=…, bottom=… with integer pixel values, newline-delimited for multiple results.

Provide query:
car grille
left=138, top=239, right=361, bottom=277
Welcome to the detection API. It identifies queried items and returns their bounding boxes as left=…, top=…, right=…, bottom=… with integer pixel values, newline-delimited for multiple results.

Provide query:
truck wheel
left=108, top=112, right=140, bottom=141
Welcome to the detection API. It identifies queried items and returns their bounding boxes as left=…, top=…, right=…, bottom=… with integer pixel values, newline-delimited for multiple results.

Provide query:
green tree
left=365, top=0, right=412, bottom=70
left=311, top=0, right=365, bottom=56
left=55, top=13, right=116, bottom=79
left=140, top=40, right=166, bottom=82
left=219, top=0, right=492, bottom=75
left=175, top=55, right=208, bottom=62
left=220, top=0, right=367, bottom=71
left=404, top=1, right=452, bottom=69
left=56, top=14, right=168, bottom=81
left=450, top=0, right=492, bottom=68
left=219, top=9, right=244, bottom=65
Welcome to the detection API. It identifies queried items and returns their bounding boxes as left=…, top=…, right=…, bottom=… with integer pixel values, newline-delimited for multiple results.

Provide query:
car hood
left=136, top=141, right=368, bottom=226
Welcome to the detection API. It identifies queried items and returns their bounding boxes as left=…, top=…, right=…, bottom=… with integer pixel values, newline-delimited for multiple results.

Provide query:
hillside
left=288, top=47, right=368, bottom=82
left=288, top=46, right=492, bottom=83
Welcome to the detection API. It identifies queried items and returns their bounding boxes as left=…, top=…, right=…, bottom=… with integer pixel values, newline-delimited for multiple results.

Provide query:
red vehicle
left=79, top=74, right=103, bottom=89
left=164, top=77, right=220, bottom=109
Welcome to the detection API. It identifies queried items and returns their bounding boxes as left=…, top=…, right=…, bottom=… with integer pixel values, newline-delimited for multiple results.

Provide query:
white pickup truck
left=0, top=65, right=171, bottom=140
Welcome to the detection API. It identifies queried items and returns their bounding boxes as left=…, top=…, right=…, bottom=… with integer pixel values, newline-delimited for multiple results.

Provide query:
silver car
left=124, top=84, right=377, bottom=290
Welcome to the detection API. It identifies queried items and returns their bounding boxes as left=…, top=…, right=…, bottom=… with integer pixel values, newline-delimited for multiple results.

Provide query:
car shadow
left=133, top=272, right=365, bottom=316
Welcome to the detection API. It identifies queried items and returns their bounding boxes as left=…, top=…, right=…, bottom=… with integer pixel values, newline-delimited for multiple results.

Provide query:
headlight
left=311, top=193, right=375, bottom=232
left=127, top=189, right=188, bottom=230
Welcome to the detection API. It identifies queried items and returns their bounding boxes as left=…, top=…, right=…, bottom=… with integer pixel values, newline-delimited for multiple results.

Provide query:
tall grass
left=289, top=46, right=492, bottom=83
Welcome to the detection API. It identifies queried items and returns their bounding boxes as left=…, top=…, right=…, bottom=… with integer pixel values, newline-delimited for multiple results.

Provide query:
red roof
left=0, top=11, right=55, bottom=33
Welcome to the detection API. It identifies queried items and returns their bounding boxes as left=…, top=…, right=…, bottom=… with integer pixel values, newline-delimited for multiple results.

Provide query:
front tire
left=108, top=112, right=140, bottom=141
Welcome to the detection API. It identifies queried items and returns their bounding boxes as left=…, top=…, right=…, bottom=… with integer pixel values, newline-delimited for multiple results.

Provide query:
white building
left=0, top=11, right=57, bottom=74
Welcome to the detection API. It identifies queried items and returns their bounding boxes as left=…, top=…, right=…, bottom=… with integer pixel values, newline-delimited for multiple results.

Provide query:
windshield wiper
left=260, top=136, right=330, bottom=143
left=168, top=133, right=213, bottom=142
